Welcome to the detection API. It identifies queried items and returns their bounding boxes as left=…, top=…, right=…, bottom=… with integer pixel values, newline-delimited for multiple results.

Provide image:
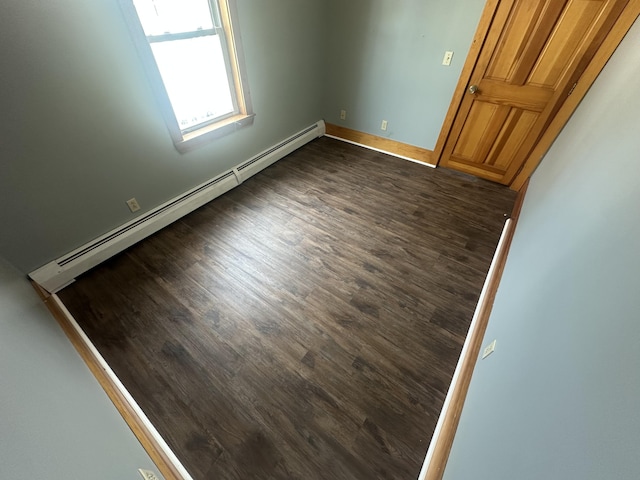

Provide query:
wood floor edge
left=324, top=123, right=436, bottom=166
left=31, top=281, right=192, bottom=480
left=417, top=206, right=522, bottom=480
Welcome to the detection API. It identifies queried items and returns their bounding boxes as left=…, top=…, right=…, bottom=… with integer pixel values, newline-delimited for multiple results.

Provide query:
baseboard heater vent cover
left=30, top=120, right=325, bottom=293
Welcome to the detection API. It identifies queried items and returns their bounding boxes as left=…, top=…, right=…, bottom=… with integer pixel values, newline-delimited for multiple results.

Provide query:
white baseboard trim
left=47, top=293, right=194, bottom=480
left=30, top=120, right=325, bottom=293
left=417, top=218, right=514, bottom=480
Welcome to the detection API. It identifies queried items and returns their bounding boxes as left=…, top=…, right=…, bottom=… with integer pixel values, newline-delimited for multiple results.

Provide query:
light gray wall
left=0, top=0, right=326, bottom=273
left=0, top=0, right=485, bottom=273
left=323, top=0, right=485, bottom=150
left=0, top=257, right=165, bottom=480
left=443, top=18, right=640, bottom=480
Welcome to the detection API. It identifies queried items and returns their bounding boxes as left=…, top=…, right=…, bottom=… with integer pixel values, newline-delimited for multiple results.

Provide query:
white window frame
left=119, top=0, right=254, bottom=153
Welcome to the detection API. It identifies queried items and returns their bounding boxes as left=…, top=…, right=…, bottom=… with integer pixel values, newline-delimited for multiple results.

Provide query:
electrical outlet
left=126, top=197, right=141, bottom=213
left=381, top=120, right=388, bottom=131
left=442, top=51, right=454, bottom=66
left=482, top=339, right=497, bottom=359
left=340, top=109, right=346, bottom=120
left=138, top=469, right=161, bottom=480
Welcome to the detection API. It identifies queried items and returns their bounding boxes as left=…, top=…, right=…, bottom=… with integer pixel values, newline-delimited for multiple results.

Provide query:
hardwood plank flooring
left=58, top=137, right=516, bottom=480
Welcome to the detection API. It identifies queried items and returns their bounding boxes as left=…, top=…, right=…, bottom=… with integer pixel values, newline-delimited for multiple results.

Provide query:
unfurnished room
left=1, top=1, right=639, bottom=480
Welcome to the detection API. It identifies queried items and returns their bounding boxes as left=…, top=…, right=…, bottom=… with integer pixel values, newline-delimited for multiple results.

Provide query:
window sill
left=175, top=113, right=255, bottom=153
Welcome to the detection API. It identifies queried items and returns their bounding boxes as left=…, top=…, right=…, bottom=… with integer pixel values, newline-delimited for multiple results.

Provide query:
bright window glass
left=133, top=0, right=213, bottom=36
left=150, top=36, right=234, bottom=130
left=132, top=0, right=235, bottom=131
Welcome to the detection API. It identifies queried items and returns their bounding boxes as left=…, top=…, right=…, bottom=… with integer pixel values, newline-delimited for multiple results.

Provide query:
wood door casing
left=439, top=0, right=629, bottom=185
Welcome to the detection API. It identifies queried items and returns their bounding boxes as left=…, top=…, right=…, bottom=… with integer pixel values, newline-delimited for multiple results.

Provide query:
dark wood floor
left=58, top=137, right=516, bottom=480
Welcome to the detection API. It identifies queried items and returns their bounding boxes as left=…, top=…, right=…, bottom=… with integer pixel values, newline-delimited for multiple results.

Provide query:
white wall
left=443, top=17, right=640, bottom=480
left=0, top=257, right=165, bottom=480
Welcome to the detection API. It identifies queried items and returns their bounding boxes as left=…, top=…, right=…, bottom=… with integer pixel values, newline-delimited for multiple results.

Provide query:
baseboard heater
left=30, top=120, right=326, bottom=293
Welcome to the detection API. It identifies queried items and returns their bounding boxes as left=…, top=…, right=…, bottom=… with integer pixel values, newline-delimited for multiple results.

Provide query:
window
left=120, top=0, right=253, bottom=152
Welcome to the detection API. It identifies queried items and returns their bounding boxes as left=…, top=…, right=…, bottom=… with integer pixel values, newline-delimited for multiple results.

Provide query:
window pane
left=151, top=35, right=234, bottom=130
left=133, top=0, right=213, bottom=36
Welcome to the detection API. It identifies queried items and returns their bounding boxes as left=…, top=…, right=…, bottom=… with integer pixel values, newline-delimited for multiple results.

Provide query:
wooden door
left=439, top=0, right=629, bottom=185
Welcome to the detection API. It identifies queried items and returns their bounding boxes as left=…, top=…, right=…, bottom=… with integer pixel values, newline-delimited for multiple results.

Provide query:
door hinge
left=567, top=82, right=578, bottom=97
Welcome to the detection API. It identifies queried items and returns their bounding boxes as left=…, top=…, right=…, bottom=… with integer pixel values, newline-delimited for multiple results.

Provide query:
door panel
left=528, top=1, right=610, bottom=87
left=488, top=109, right=538, bottom=168
left=485, top=2, right=564, bottom=84
left=440, top=0, right=628, bottom=185
left=453, top=102, right=500, bottom=160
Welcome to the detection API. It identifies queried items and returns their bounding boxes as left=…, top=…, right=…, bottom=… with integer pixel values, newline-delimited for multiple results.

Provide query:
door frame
left=433, top=0, right=640, bottom=190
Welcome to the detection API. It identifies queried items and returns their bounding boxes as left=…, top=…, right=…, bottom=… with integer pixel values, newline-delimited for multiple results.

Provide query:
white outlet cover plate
left=127, top=198, right=141, bottom=213
left=138, top=469, right=161, bottom=480
left=482, top=339, right=497, bottom=359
